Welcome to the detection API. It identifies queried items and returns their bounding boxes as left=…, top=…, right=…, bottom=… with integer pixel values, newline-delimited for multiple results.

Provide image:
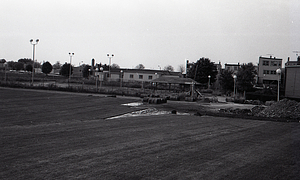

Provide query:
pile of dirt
left=219, top=108, right=251, bottom=115
left=255, top=99, right=300, bottom=119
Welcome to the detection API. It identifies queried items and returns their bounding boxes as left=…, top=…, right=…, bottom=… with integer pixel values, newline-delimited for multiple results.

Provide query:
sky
left=1, top=0, right=300, bottom=70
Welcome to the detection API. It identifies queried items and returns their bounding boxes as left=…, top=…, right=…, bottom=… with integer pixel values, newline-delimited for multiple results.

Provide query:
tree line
left=187, top=57, right=257, bottom=95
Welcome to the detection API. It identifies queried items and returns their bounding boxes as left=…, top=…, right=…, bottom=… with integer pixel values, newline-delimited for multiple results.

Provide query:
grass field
left=1, top=87, right=300, bottom=179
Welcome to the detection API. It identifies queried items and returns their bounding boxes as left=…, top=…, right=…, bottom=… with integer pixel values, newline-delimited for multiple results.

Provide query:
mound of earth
left=255, top=99, right=300, bottom=119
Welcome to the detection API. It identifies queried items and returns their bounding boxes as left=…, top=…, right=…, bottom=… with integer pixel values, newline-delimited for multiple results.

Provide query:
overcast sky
left=1, top=0, right=299, bottom=70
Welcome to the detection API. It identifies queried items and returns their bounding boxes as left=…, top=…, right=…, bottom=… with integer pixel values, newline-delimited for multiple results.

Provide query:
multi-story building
left=257, top=56, right=282, bottom=84
left=285, top=56, right=300, bottom=99
left=224, top=63, right=240, bottom=74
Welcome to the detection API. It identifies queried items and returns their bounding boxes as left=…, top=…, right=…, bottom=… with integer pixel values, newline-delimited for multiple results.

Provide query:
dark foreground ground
left=1, top=87, right=300, bottom=179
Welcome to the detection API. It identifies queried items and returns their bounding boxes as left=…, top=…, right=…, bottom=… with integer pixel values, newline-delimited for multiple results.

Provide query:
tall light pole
left=276, top=68, right=281, bottom=102
left=99, top=67, right=103, bottom=89
left=107, top=54, right=114, bottom=81
left=95, top=67, right=99, bottom=92
left=69, top=52, right=74, bottom=86
left=208, top=75, right=211, bottom=89
left=30, top=39, right=39, bottom=85
left=233, top=75, right=237, bottom=97
left=120, top=70, right=123, bottom=88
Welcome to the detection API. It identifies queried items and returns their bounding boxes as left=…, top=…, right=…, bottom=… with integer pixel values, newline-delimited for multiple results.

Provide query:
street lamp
left=208, top=75, right=211, bottom=89
left=233, top=75, right=237, bottom=97
left=99, top=67, right=103, bottom=89
left=68, top=52, right=74, bottom=86
left=276, top=68, right=281, bottom=102
left=30, top=39, right=39, bottom=85
left=95, top=67, right=99, bottom=92
left=107, top=54, right=114, bottom=81
left=120, top=70, right=123, bottom=88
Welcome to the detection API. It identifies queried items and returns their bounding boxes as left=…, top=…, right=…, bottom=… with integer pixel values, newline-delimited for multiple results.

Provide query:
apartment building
left=257, top=56, right=282, bottom=84
left=224, top=63, right=240, bottom=74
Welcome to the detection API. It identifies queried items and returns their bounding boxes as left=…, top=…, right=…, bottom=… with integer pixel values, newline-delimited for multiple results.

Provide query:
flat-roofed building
left=224, top=63, right=240, bottom=74
left=257, top=56, right=282, bottom=84
left=285, top=56, right=300, bottom=66
left=285, top=56, right=300, bottom=99
left=95, top=68, right=182, bottom=82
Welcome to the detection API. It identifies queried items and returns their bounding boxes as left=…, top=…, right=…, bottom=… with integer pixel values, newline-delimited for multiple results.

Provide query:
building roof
left=259, top=56, right=282, bottom=60
left=225, top=63, right=240, bottom=66
left=152, top=76, right=198, bottom=85
left=108, top=68, right=182, bottom=76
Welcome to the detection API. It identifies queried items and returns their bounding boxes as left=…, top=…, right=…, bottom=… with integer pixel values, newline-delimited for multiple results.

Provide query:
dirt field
left=1, top=87, right=300, bottom=179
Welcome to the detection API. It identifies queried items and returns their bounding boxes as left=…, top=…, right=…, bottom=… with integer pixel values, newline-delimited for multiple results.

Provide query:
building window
left=148, top=75, right=153, bottom=80
left=270, top=70, right=276, bottom=74
left=263, top=70, right=270, bottom=74
left=227, top=67, right=230, bottom=70
left=271, top=61, right=277, bottom=66
left=278, top=62, right=281, bottom=67
left=130, top=74, right=134, bottom=78
left=263, top=61, right=269, bottom=66
left=139, top=75, right=143, bottom=79
left=234, top=67, right=237, bottom=70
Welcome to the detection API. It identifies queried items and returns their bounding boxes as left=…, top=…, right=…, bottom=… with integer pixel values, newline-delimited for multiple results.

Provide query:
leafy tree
left=53, top=61, right=61, bottom=70
left=187, top=57, right=218, bottom=84
left=82, top=65, right=92, bottom=78
left=59, top=63, right=73, bottom=77
left=0, top=59, right=6, bottom=63
left=34, top=62, right=41, bottom=68
left=7, top=61, right=16, bottom=69
left=18, top=58, right=32, bottom=64
left=236, top=63, right=257, bottom=93
left=111, top=63, right=120, bottom=69
left=102, top=64, right=109, bottom=71
left=219, top=70, right=234, bottom=93
left=178, top=64, right=185, bottom=74
left=14, top=62, right=24, bottom=71
left=25, top=64, right=33, bottom=72
left=135, top=64, right=145, bottom=69
left=42, top=61, right=53, bottom=75
left=164, top=65, right=174, bottom=72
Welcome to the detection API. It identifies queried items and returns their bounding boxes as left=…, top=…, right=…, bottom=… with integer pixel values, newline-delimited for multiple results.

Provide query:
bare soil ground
left=1, top=87, right=300, bottom=179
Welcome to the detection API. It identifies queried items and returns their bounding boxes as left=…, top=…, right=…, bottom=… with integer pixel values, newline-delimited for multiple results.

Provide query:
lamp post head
left=100, top=67, right=103, bottom=71
left=30, top=39, right=39, bottom=44
left=276, top=68, right=281, bottom=75
left=233, top=75, right=237, bottom=79
left=208, top=75, right=211, bottom=78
